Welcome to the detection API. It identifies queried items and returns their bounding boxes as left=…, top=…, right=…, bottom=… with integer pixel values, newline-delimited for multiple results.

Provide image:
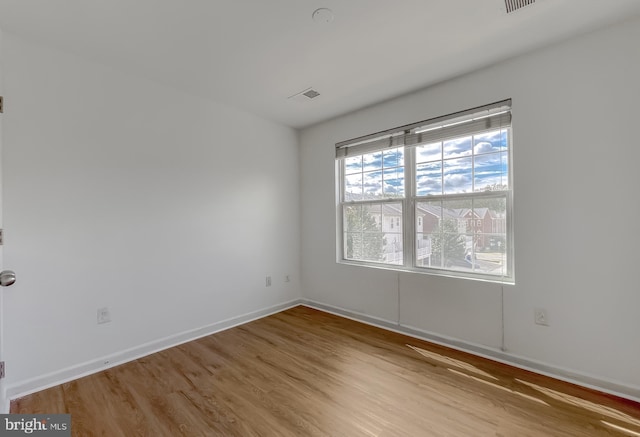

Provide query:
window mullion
left=337, top=161, right=345, bottom=262
left=404, top=146, right=415, bottom=268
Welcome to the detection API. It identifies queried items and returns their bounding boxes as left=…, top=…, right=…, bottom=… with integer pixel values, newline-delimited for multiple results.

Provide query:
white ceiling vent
left=288, top=87, right=321, bottom=102
left=505, top=0, right=535, bottom=14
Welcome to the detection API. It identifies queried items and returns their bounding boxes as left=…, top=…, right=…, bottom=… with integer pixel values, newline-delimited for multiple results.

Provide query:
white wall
left=300, top=17, right=640, bottom=398
left=1, top=33, right=301, bottom=393
left=0, top=26, right=6, bottom=412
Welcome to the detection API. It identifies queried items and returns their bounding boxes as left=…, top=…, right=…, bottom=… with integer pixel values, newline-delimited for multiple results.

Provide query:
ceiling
left=1, top=0, right=639, bottom=129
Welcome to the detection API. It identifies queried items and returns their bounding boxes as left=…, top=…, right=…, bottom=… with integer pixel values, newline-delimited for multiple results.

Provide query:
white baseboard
left=301, top=299, right=640, bottom=403
left=5, top=299, right=302, bottom=404
left=6, top=298, right=640, bottom=407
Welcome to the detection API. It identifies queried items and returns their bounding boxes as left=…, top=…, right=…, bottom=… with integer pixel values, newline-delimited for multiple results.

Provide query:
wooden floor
left=12, top=306, right=640, bottom=436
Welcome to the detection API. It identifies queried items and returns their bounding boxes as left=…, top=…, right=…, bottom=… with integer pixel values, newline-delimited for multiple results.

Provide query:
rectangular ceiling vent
left=302, top=89, right=320, bottom=99
left=505, top=0, right=535, bottom=14
left=288, top=87, right=321, bottom=102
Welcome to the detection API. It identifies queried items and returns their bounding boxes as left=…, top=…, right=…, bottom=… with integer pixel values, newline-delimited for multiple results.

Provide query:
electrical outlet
left=534, top=308, right=548, bottom=326
left=97, top=307, right=111, bottom=324
left=266, top=276, right=272, bottom=287
left=285, top=275, right=290, bottom=283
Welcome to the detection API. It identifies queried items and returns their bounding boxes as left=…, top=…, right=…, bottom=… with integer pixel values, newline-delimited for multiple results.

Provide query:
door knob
left=0, top=270, right=16, bottom=287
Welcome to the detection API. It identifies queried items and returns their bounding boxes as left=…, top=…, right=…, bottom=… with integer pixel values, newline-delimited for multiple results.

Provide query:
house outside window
left=337, top=100, right=513, bottom=282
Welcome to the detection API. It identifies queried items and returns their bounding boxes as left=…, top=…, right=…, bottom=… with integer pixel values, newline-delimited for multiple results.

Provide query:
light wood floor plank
left=11, top=306, right=640, bottom=436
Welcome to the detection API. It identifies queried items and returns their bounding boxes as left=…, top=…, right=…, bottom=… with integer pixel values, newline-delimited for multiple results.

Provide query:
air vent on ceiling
left=288, top=87, right=321, bottom=102
left=505, top=0, right=535, bottom=14
left=302, top=89, right=320, bottom=99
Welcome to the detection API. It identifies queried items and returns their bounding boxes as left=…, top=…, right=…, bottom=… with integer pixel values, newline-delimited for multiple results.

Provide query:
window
left=337, top=100, right=513, bottom=282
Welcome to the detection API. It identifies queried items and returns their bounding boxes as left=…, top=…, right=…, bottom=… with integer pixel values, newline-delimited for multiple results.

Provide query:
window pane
left=443, top=198, right=471, bottom=233
left=363, top=171, right=383, bottom=198
left=436, top=198, right=471, bottom=271
left=416, top=161, right=442, bottom=196
left=361, top=234, right=384, bottom=262
left=427, top=217, right=466, bottom=270
left=363, top=151, right=383, bottom=172
left=474, top=129, right=508, bottom=154
left=343, top=205, right=363, bottom=232
left=416, top=201, right=442, bottom=232
left=364, top=204, right=381, bottom=230
left=415, top=197, right=509, bottom=276
left=345, top=156, right=362, bottom=174
left=473, top=195, right=507, bottom=216
left=383, top=234, right=403, bottom=264
left=416, top=142, right=441, bottom=163
left=433, top=207, right=468, bottom=271
left=472, top=196, right=507, bottom=276
left=416, top=200, right=441, bottom=267
left=443, top=136, right=472, bottom=159
left=383, top=167, right=404, bottom=197
left=383, top=147, right=404, bottom=168
left=343, top=202, right=402, bottom=265
left=344, top=150, right=404, bottom=202
left=344, top=173, right=363, bottom=201
left=474, top=152, right=508, bottom=191
left=415, top=233, right=432, bottom=267
left=443, top=229, right=472, bottom=272
left=382, top=203, right=403, bottom=233
left=443, top=157, right=473, bottom=194
left=382, top=202, right=403, bottom=264
left=474, top=234, right=507, bottom=276
left=344, top=232, right=363, bottom=261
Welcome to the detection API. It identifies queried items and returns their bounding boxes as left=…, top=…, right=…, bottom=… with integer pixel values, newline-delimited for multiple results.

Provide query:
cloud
left=474, top=153, right=502, bottom=166
left=473, top=153, right=508, bottom=189
left=417, top=178, right=442, bottom=189
left=445, top=173, right=471, bottom=187
left=474, top=130, right=508, bottom=152
left=383, top=148, right=404, bottom=168
left=345, top=156, right=362, bottom=174
left=363, top=170, right=382, bottom=186
left=362, top=152, right=383, bottom=171
left=345, top=173, right=362, bottom=185
left=443, top=136, right=472, bottom=159
left=443, top=157, right=473, bottom=175
left=416, top=143, right=441, bottom=163
left=474, top=141, right=495, bottom=154
left=384, top=185, right=402, bottom=194
left=384, top=178, right=403, bottom=187
left=416, top=176, right=442, bottom=195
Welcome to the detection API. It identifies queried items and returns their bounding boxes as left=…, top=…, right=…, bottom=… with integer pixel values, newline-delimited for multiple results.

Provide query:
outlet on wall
left=534, top=308, right=548, bottom=326
left=97, top=307, right=111, bottom=324
left=285, top=275, right=290, bottom=283
left=265, top=276, right=272, bottom=287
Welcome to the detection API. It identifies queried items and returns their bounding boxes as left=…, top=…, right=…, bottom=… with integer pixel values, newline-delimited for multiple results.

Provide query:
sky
left=344, top=128, right=509, bottom=201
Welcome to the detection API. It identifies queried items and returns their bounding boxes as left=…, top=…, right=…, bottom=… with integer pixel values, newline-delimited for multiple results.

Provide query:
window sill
left=337, top=259, right=515, bottom=285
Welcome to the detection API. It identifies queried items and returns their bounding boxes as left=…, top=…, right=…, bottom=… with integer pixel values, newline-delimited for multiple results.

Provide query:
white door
left=0, top=35, right=19, bottom=414
left=0, top=93, right=4, bottom=412
left=0, top=95, right=16, bottom=411
left=0, top=91, right=4, bottom=413
left=0, top=93, right=3, bottom=412
left=0, top=36, right=18, bottom=413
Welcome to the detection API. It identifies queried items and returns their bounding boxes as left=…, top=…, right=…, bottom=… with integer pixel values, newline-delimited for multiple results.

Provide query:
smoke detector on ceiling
left=312, top=8, right=334, bottom=23
left=505, top=0, right=535, bottom=14
left=287, top=87, right=321, bottom=102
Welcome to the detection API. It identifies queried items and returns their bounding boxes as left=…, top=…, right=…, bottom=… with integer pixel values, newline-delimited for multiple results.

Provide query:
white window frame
left=336, top=100, right=514, bottom=283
